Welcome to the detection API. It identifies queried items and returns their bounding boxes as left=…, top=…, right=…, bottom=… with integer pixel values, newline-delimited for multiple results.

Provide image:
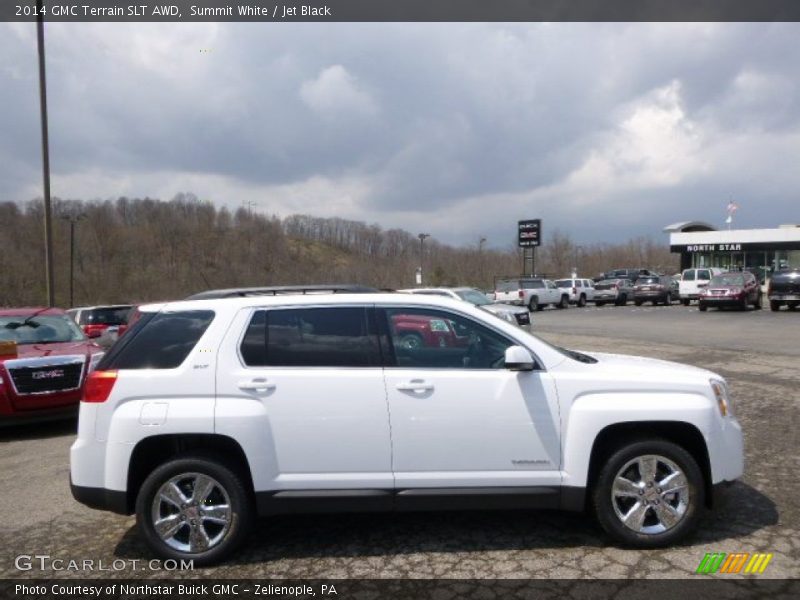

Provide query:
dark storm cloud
left=1, top=22, right=798, bottom=243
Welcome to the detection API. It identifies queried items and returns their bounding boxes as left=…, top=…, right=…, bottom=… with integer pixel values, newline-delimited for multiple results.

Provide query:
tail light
left=518, top=290, right=524, bottom=298
left=613, top=283, right=619, bottom=290
left=572, top=287, right=577, bottom=295
left=83, top=370, right=118, bottom=403
left=83, top=324, right=108, bottom=339
left=768, top=282, right=773, bottom=296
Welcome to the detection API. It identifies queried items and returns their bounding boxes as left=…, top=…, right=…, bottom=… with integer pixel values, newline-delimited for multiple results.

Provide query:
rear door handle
left=238, top=378, right=276, bottom=392
left=396, top=380, right=434, bottom=393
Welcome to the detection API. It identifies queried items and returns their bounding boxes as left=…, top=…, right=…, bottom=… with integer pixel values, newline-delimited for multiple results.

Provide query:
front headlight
left=710, top=378, right=733, bottom=417
left=503, top=312, right=518, bottom=323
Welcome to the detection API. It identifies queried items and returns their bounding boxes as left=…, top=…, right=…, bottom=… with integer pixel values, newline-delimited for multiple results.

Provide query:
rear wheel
left=634, top=300, right=643, bottom=307
left=528, top=296, right=539, bottom=312
left=558, top=295, right=569, bottom=309
left=593, top=439, right=704, bottom=548
left=770, top=300, right=781, bottom=312
left=664, top=293, right=672, bottom=306
left=136, top=455, right=254, bottom=566
left=698, top=303, right=707, bottom=312
left=789, top=303, right=798, bottom=311
left=615, top=294, right=627, bottom=307
left=682, top=298, right=690, bottom=306
left=577, top=294, right=587, bottom=308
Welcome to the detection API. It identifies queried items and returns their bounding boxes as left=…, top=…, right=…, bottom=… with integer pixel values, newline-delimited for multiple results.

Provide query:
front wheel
left=698, top=303, right=707, bottom=312
left=682, top=298, right=690, bottom=306
left=592, top=440, right=704, bottom=548
left=753, top=292, right=762, bottom=310
left=136, top=455, right=254, bottom=566
left=770, top=300, right=781, bottom=312
left=615, top=294, right=627, bottom=306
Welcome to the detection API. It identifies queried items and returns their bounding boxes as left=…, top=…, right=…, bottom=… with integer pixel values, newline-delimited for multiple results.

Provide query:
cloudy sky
left=1, top=22, right=799, bottom=247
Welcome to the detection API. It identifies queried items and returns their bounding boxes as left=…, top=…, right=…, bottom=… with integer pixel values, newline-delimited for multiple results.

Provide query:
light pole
left=417, top=233, right=430, bottom=286
left=61, top=213, right=86, bottom=307
left=478, top=236, right=487, bottom=287
left=36, top=1, right=55, bottom=307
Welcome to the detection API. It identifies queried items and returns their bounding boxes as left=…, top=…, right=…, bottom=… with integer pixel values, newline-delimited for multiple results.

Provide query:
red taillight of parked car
left=83, top=370, right=118, bottom=403
left=572, top=287, right=577, bottom=295
left=518, top=290, right=524, bottom=298
left=83, top=324, right=108, bottom=339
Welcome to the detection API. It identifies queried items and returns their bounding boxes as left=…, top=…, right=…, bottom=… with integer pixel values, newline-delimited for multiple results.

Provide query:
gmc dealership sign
left=518, top=219, right=542, bottom=247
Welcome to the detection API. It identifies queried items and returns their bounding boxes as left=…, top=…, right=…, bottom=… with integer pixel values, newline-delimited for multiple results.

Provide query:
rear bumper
left=634, top=291, right=668, bottom=301
left=70, top=480, right=130, bottom=515
left=769, top=294, right=800, bottom=302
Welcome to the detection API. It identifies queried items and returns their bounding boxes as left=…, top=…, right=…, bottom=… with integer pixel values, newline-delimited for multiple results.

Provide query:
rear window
left=240, top=307, right=377, bottom=368
left=554, top=280, right=572, bottom=288
left=521, top=280, right=545, bottom=289
left=496, top=280, right=519, bottom=293
left=638, top=277, right=659, bottom=284
left=82, top=307, right=132, bottom=326
left=100, top=310, right=214, bottom=369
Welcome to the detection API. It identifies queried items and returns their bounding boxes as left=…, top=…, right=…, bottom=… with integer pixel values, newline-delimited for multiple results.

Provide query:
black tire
left=399, top=332, right=424, bottom=350
left=615, top=294, right=627, bottom=307
left=789, top=303, right=798, bottom=311
left=740, top=296, right=748, bottom=311
left=592, top=439, right=705, bottom=549
left=698, top=303, right=707, bottom=312
left=528, top=296, right=539, bottom=312
left=753, top=292, right=762, bottom=310
left=577, top=294, right=587, bottom=308
left=770, top=300, right=781, bottom=312
left=664, top=293, right=672, bottom=306
left=136, top=454, right=254, bottom=566
left=634, top=300, right=643, bottom=307
left=558, top=295, right=569, bottom=309
left=595, top=301, right=605, bottom=307
left=682, top=298, right=690, bottom=306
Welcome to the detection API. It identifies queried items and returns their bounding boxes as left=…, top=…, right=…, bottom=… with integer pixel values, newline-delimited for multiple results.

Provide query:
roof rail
left=185, top=284, right=380, bottom=300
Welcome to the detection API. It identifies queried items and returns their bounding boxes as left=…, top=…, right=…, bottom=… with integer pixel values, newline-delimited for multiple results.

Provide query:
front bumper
left=699, top=295, right=745, bottom=307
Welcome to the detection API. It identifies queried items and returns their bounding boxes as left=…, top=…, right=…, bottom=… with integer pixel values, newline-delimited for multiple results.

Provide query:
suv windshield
left=0, top=314, right=86, bottom=344
left=455, top=289, right=491, bottom=306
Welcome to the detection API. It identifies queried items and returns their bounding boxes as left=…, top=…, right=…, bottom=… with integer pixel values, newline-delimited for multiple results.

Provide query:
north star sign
left=686, top=244, right=742, bottom=252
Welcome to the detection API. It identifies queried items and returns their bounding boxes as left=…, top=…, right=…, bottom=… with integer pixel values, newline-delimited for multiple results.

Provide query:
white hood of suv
left=581, top=351, right=715, bottom=380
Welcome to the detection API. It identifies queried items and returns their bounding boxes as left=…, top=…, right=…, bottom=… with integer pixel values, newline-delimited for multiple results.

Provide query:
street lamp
left=36, top=0, right=55, bottom=307
left=417, top=233, right=430, bottom=286
left=61, top=212, right=86, bottom=307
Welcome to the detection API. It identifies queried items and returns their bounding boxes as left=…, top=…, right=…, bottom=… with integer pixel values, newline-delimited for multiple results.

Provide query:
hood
left=4, top=340, right=102, bottom=360
left=481, top=303, right=527, bottom=316
left=580, top=351, right=714, bottom=380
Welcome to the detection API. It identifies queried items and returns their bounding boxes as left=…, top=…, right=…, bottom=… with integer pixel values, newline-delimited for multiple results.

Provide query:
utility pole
left=61, top=212, right=86, bottom=307
left=478, top=236, right=487, bottom=287
left=417, top=233, right=430, bottom=286
left=37, top=2, right=55, bottom=307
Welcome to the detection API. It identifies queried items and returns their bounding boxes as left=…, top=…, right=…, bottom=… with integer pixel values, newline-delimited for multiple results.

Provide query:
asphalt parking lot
left=1, top=303, right=798, bottom=580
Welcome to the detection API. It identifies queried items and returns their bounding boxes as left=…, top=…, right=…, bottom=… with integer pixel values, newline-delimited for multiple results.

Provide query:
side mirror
left=504, top=345, right=535, bottom=371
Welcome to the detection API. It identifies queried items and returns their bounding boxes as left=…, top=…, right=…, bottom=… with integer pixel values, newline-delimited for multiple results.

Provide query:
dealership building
left=665, top=221, right=800, bottom=279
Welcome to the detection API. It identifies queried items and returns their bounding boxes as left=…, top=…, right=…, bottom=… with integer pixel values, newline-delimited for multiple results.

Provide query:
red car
left=390, top=313, right=471, bottom=349
left=0, top=308, right=104, bottom=424
left=698, top=271, right=763, bottom=311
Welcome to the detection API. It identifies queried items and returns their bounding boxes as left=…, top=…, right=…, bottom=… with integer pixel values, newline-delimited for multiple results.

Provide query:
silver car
left=399, top=287, right=532, bottom=330
left=592, top=279, right=635, bottom=307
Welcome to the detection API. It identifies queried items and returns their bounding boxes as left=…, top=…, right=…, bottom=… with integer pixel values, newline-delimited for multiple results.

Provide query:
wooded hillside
left=0, top=194, right=678, bottom=307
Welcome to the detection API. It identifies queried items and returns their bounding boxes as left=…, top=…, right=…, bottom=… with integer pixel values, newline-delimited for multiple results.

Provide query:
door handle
left=238, top=378, right=276, bottom=392
left=396, top=380, right=434, bottom=393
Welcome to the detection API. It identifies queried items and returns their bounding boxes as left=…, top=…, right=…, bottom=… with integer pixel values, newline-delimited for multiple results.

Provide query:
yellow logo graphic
left=696, top=552, right=773, bottom=574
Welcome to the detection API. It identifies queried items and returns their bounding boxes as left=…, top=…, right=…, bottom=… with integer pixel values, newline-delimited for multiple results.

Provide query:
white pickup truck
left=494, top=277, right=569, bottom=311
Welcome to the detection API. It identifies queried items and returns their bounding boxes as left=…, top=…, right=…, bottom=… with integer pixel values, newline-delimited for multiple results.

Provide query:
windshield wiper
left=4, top=308, right=50, bottom=330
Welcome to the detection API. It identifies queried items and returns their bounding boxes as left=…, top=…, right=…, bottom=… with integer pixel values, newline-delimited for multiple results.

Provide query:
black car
left=768, top=269, right=800, bottom=311
left=633, top=275, right=678, bottom=306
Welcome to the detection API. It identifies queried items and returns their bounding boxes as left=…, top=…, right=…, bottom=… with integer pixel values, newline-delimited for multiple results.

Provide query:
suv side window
left=100, top=310, right=214, bottom=370
left=241, top=307, right=378, bottom=368
left=381, top=307, right=515, bottom=370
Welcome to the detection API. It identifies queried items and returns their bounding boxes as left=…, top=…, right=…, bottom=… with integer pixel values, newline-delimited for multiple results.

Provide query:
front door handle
left=238, top=378, right=276, bottom=392
left=396, top=380, right=434, bottom=393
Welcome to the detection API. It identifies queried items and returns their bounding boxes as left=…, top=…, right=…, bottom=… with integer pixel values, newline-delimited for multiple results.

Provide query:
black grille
left=515, top=312, right=530, bottom=325
left=9, top=362, right=84, bottom=395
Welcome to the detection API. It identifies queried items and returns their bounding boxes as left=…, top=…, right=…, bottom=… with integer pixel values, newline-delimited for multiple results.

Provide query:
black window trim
left=236, top=304, right=384, bottom=370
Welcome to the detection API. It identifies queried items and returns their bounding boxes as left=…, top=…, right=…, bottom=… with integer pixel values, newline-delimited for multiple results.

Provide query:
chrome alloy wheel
left=611, top=454, right=689, bottom=535
left=151, top=472, right=232, bottom=553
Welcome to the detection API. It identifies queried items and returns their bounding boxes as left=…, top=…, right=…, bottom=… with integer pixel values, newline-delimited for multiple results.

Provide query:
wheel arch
left=126, top=433, right=254, bottom=514
left=585, top=421, right=713, bottom=510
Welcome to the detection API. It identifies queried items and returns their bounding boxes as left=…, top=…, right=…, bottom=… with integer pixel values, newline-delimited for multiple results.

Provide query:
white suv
left=554, top=278, right=596, bottom=307
left=71, top=290, right=743, bottom=565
